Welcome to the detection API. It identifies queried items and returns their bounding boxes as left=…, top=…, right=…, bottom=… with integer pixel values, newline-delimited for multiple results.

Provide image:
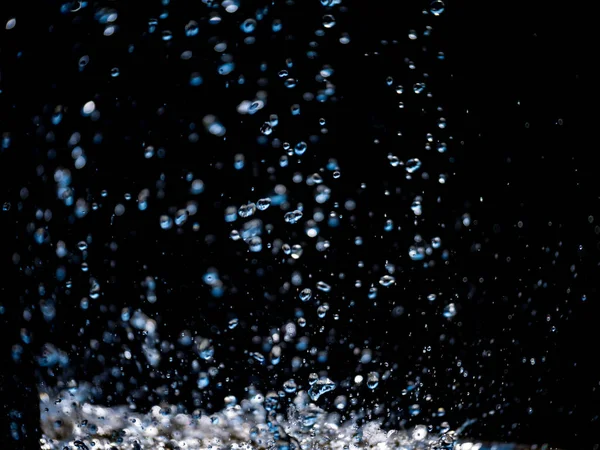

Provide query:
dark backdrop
left=0, top=0, right=595, bottom=448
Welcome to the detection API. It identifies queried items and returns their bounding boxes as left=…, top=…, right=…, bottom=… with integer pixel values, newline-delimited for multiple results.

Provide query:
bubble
left=427, top=293, right=437, bottom=301
left=430, top=0, right=445, bottom=16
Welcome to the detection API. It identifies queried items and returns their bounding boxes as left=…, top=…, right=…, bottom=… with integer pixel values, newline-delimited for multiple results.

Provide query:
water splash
left=39, top=384, right=533, bottom=450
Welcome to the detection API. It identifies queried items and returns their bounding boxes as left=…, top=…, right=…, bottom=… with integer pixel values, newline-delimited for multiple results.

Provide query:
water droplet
left=190, top=73, right=203, bottom=86
left=248, top=236, right=262, bottom=252
left=367, top=372, right=380, bottom=389
left=260, top=122, right=273, bottom=135
left=316, top=281, right=331, bottom=292
left=284, top=210, right=303, bottom=224
left=240, top=18, right=257, bottom=33
left=82, top=101, right=96, bottom=116
left=283, top=379, right=297, bottom=393
left=430, top=0, right=445, bottom=16
left=308, top=378, right=336, bottom=401
left=322, top=15, right=336, bottom=28
left=159, top=215, right=173, bottom=230
left=317, top=303, right=329, bottom=318
left=443, top=303, right=456, bottom=318
left=379, top=275, right=395, bottom=287
left=411, top=198, right=423, bottom=216
left=405, top=158, right=422, bottom=173
left=413, top=82, right=426, bottom=94
left=412, top=425, right=428, bottom=441
left=185, top=20, right=199, bottom=36
left=175, top=209, right=188, bottom=226
left=257, top=198, right=272, bottom=210
left=299, top=288, right=312, bottom=302
left=290, top=244, right=303, bottom=259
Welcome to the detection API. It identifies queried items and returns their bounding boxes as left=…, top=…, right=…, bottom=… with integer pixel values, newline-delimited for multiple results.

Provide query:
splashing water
left=39, top=383, right=531, bottom=450
left=1, top=0, right=577, bottom=448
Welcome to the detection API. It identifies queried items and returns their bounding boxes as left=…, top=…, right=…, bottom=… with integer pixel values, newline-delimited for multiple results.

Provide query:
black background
left=0, top=0, right=596, bottom=449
